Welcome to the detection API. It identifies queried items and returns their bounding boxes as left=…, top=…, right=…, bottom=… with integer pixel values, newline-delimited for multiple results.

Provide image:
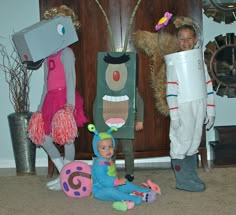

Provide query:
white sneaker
left=47, top=180, right=62, bottom=191
left=46, top=176, right=60, bottom=187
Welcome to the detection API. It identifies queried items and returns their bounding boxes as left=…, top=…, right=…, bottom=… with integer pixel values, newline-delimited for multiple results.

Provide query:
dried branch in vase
left=0, top=42, right=33, bottom=113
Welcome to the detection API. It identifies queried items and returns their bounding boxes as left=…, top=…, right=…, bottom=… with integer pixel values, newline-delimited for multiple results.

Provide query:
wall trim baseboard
left=0, top=156, right=172, bottom=168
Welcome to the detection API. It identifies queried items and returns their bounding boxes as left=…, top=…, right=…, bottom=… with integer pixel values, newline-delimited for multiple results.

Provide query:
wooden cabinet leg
left=197, top=125, right=209, bottom=172
left=198, top=148, right=209, bottom=172
left=47, top=156, right=54, bottom=178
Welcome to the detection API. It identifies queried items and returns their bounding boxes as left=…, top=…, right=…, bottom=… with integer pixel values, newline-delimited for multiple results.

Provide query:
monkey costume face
left=132, top=15, right=201, bottom=116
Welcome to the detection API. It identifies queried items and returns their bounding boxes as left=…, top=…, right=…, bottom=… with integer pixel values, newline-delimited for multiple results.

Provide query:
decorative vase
left=8, top=112, right=36, bottom=175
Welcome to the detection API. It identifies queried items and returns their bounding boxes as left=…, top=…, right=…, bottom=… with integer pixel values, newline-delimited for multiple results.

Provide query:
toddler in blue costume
left=88, top=124, right=157, bottom=211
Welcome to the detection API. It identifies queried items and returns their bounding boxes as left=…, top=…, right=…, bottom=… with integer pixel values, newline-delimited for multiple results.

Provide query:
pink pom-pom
left=51, top=105, right=78, bottom=145
left=28, top=111, right=45, bottom=145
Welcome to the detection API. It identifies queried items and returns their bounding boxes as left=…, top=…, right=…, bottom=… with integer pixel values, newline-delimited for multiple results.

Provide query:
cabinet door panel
left=39, top=0, right=202, bottom=160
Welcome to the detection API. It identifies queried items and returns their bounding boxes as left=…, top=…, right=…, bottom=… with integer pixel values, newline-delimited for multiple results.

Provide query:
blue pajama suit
left=92, top=158, right=149, bottom=205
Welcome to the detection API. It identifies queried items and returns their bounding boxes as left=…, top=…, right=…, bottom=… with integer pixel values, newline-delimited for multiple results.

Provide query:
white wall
left=203, top=13, right=236, bottom=159
left=0, top=0, right=47, bottom=168
left=0, top=1, right=236, bottom=168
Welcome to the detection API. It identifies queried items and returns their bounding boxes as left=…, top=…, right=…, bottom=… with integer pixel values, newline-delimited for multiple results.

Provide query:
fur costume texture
left=133, top=30, right=179, bottom=116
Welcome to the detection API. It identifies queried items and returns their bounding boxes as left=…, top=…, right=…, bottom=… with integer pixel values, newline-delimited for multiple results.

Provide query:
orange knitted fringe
left=28, top=111, right=45, bottom=145
left=51, top=106, right=78, bottom=145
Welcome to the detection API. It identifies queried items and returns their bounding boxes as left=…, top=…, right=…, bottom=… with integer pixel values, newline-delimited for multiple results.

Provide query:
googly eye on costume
left=57, top=24, right=65, bottom=35
left=88, top=124, right=98, bottom=134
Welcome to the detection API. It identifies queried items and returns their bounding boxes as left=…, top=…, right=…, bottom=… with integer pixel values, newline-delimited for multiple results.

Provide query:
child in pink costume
left=34, top=47, right=87, bottom=191
left=28, top=6, right=87, bottom=191
left=41, top=48, right=87, bottom=135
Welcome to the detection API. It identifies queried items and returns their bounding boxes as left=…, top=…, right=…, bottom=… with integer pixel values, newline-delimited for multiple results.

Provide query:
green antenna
left=95, top=0, right=142, bottom=52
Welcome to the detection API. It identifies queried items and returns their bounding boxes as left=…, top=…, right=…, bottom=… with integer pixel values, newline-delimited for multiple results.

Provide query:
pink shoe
left=142, top=179, right=161, bottom=194
left=125, top=200, right=135, bottom=209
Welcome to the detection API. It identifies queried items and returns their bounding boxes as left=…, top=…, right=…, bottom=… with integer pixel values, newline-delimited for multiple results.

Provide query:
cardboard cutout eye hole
left=57, top=24, right=65, bottom=35
left=113, top=71, right=120, bottom=81
left=106, top=64, right=127, bottom=91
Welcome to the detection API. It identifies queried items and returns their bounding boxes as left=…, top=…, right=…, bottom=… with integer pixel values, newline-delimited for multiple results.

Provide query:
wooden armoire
left=39, top=0, right=203, bottom=162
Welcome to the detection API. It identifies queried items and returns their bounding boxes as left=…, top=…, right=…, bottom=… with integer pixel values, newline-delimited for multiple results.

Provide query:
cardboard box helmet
left=12, top=16, right=78, bottom=67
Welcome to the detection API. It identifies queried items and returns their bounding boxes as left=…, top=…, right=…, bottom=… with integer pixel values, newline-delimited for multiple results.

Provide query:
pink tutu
left=42, top=88, right=88, bottom=135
